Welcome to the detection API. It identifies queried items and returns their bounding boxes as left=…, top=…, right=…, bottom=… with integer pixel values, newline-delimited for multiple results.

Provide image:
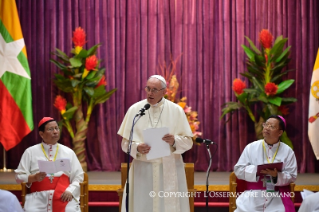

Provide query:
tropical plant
left=221, top=29, right=297, bottom=148
left=51, top=27, right=117, bottom=171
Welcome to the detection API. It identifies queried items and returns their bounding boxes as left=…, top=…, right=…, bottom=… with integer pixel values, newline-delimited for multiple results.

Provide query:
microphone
left=136, top=104, right=151, bottom=116
left=195, top=137, right=215, bottom=145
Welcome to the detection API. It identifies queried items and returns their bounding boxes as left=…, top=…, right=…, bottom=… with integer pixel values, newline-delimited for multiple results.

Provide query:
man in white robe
left=15, top=117, right=84, bottom=212
left=118, top=75, right=193, bottom=212
left=298, top=192, right=319, bottom=212
left=234, top=115, right=297, bottom=212
left=0, top=189, right=24, bottom=212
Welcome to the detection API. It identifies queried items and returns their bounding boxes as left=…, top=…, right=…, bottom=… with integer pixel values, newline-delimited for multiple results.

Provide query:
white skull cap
left=150, top=75, right=166, bottom=85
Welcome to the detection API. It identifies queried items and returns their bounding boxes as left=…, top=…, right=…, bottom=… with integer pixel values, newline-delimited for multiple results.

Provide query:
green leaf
left=244, top=36, right=261, bottom=54
left=84, top=87, right=95, bottom=97
left=50, top=59, right=69, bottom=71
left=257, top=93, right=268, bottom=103
left=241, top=44, right=255, bottom=60
left=87, top=44, right=101, bottom=56
left=69, top=58, right=82, bottom=67
left=86, top=70, right=96, bottom=80
left=71, top=79, right=81, bottom=87
left=277, top=79, right=294, bottom=94
left=274, top=35, right=283, bottom=46
left=268, top=97, right=282, bottom=106
left=73, top=73, right=83, bottom=79
left=93, top=86, right=106, bottom=98
left=62, top=106, right=78, bottom=120
left=271, top=69, right=294, bottom=83
left=270, top=38, right=288, bottom=61
left=237, top=92, right=248, bottom=104
left=252, top=77, right=264, bottom=91
left=220, top=102, right=243, bottom=119
left=54, top=74, right=66, bottom=80
left=66, top=103, right=73, bottom=110
left=243, top=88, right=258, bottom=94
left=94, top=88, right=117, bottom=104
left=281, top=97, right=297, bottom=104
left=55, top=48, right=69, bottom=60
left=76, top=49, right=88, bottom=58
left=275, top=46, right=291, bottom=63
left=254, top=55, right=265, bottom=68
left=53, top=79, right=73, bottom=93
left=266, top=103, right=278, bottom=115
left=280, top=131, right=293, bottom=149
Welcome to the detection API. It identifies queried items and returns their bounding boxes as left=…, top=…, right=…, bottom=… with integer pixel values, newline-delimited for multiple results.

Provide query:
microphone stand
left=205, top=143, right=212, bottom=212
left=125, top=112, right=145, bottom=212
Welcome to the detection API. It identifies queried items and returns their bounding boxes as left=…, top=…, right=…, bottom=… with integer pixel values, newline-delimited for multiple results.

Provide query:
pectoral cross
left=49, top=174, right=54, bottom=183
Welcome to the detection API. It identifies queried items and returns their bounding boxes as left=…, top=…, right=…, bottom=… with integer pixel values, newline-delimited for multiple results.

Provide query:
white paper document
left=143, top=127, right=171, bottom=160
left=38, top=158, right=71, bottom=173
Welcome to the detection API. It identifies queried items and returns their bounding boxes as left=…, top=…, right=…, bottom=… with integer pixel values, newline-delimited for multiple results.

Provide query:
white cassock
left=234, top=139, right=297, bottom=212
left=15, top=142, right=84, bottom=212
left=299, top=192, right=319, bottom=212
left=0, top=189, right=24, bottom=212
left=118, top=98, right=193, bottom=212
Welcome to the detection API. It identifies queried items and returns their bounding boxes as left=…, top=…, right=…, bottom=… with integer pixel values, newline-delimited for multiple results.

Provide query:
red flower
left=278, top=105, right=289, bottom=115
left=259, top=29, right=273, bottom=49
left=232, top=78, right=246, bottom=95
left=264, top=82, right=278, bottom=96
left=96, top=75, right=107, bottom=88
left=54, top=95, right=67, bottom=113
left=72, top=27, right=87, bottom=47
left=85, top=55, right=98, bottom=71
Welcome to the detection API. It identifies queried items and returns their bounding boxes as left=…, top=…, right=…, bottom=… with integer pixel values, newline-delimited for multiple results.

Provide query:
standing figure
left=118, top=75, right=193, bottom=212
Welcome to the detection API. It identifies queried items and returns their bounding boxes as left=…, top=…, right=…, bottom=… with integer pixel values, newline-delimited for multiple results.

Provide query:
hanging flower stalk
left=221, top=29, right=297, bottom=148
left=51, top=27, right=117, bottom=171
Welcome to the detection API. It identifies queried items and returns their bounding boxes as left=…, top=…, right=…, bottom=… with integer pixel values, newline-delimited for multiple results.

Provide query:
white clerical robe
left=299, top=192, right=319, bottom=212
left=118, top=98, right=193, bottom=212
left=234, top=139, right=297, bottom=212
left=0, top=189, right=24, bottom=212
left=15, top=142, right=84, bottom=212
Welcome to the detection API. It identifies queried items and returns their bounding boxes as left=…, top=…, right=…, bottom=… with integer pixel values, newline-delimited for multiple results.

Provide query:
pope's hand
left=162, top=134, right=175, bottom=146
left=61, top=190, right=73, bottom=202
left=137, top=143, right=151, bottom=154
left=35, top=172, right=47, bottom=182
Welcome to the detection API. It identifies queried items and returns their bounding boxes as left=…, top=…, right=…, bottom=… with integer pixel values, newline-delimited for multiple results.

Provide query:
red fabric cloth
left=31, top=174, right=69, bottom=212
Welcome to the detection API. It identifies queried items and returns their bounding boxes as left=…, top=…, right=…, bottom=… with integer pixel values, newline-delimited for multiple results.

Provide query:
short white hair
left=149, top=75, right=167, bottom=88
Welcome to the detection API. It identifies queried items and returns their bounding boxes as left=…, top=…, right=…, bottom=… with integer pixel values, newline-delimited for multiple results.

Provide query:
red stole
left=30, top=174, right=69, bottom=212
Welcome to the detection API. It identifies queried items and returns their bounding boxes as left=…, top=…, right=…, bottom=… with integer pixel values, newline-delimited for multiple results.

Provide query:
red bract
left=232, top=78, right=246, bottom=95
left=54, top=95, right=67, bottom=111
left=259, top=29, right=273, bottom=49
left=72, top=27, right=87, bottom=47
left=96, top=75, right=107, bottom=88
left=264, top=82, right=278, bottom=96
left=85, top=55, right=98, bottom=71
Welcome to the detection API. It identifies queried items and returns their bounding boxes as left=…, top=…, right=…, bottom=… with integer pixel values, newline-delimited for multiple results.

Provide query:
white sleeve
left=121, top=138, right=141, bottom=159
left=234, top=145, right=258, bottom=182
left=173, top=135, right=193, bottom=154
left=65, top=151, right=84, bottom=199
left=15, top=149, right=32, bottom=184
left=275, top=150, right=297, bottom=186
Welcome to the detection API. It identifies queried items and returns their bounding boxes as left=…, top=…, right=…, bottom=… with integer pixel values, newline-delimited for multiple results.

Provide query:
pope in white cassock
left=15, top=117, right=84, bottom=212
left=234, top=115, right=297, bottom=212
left=118, top=75, right=193, bottom=212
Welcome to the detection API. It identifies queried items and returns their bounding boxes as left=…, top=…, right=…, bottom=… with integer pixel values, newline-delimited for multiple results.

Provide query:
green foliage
left=51, top=43, right=117, bottom=137
left=221, top=30, right=297, bottom=148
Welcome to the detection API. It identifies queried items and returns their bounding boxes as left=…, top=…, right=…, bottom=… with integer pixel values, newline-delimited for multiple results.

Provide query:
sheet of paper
left=38, top=160, right=57, bottom=173
left=143, top=127, right=170, bottom=160
left=38, top=158, right=71, bottom=173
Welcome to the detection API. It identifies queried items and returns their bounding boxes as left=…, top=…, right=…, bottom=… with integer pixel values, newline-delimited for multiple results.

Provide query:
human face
left=146, top=78, right=166, bottom=105
left=262, top=118, right=283, bottom=144
left=39, top=121, right=60, bottom=145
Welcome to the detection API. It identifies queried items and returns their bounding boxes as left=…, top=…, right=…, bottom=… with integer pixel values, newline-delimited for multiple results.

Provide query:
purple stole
left=246, top=178, right=295, bottom=212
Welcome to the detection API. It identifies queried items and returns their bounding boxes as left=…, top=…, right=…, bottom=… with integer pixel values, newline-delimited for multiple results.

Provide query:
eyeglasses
left=262, top=123, right=278, bottom=130
left=46, top=127, right=60, bottom=132
left=144, top=86, right=165, bottom=94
